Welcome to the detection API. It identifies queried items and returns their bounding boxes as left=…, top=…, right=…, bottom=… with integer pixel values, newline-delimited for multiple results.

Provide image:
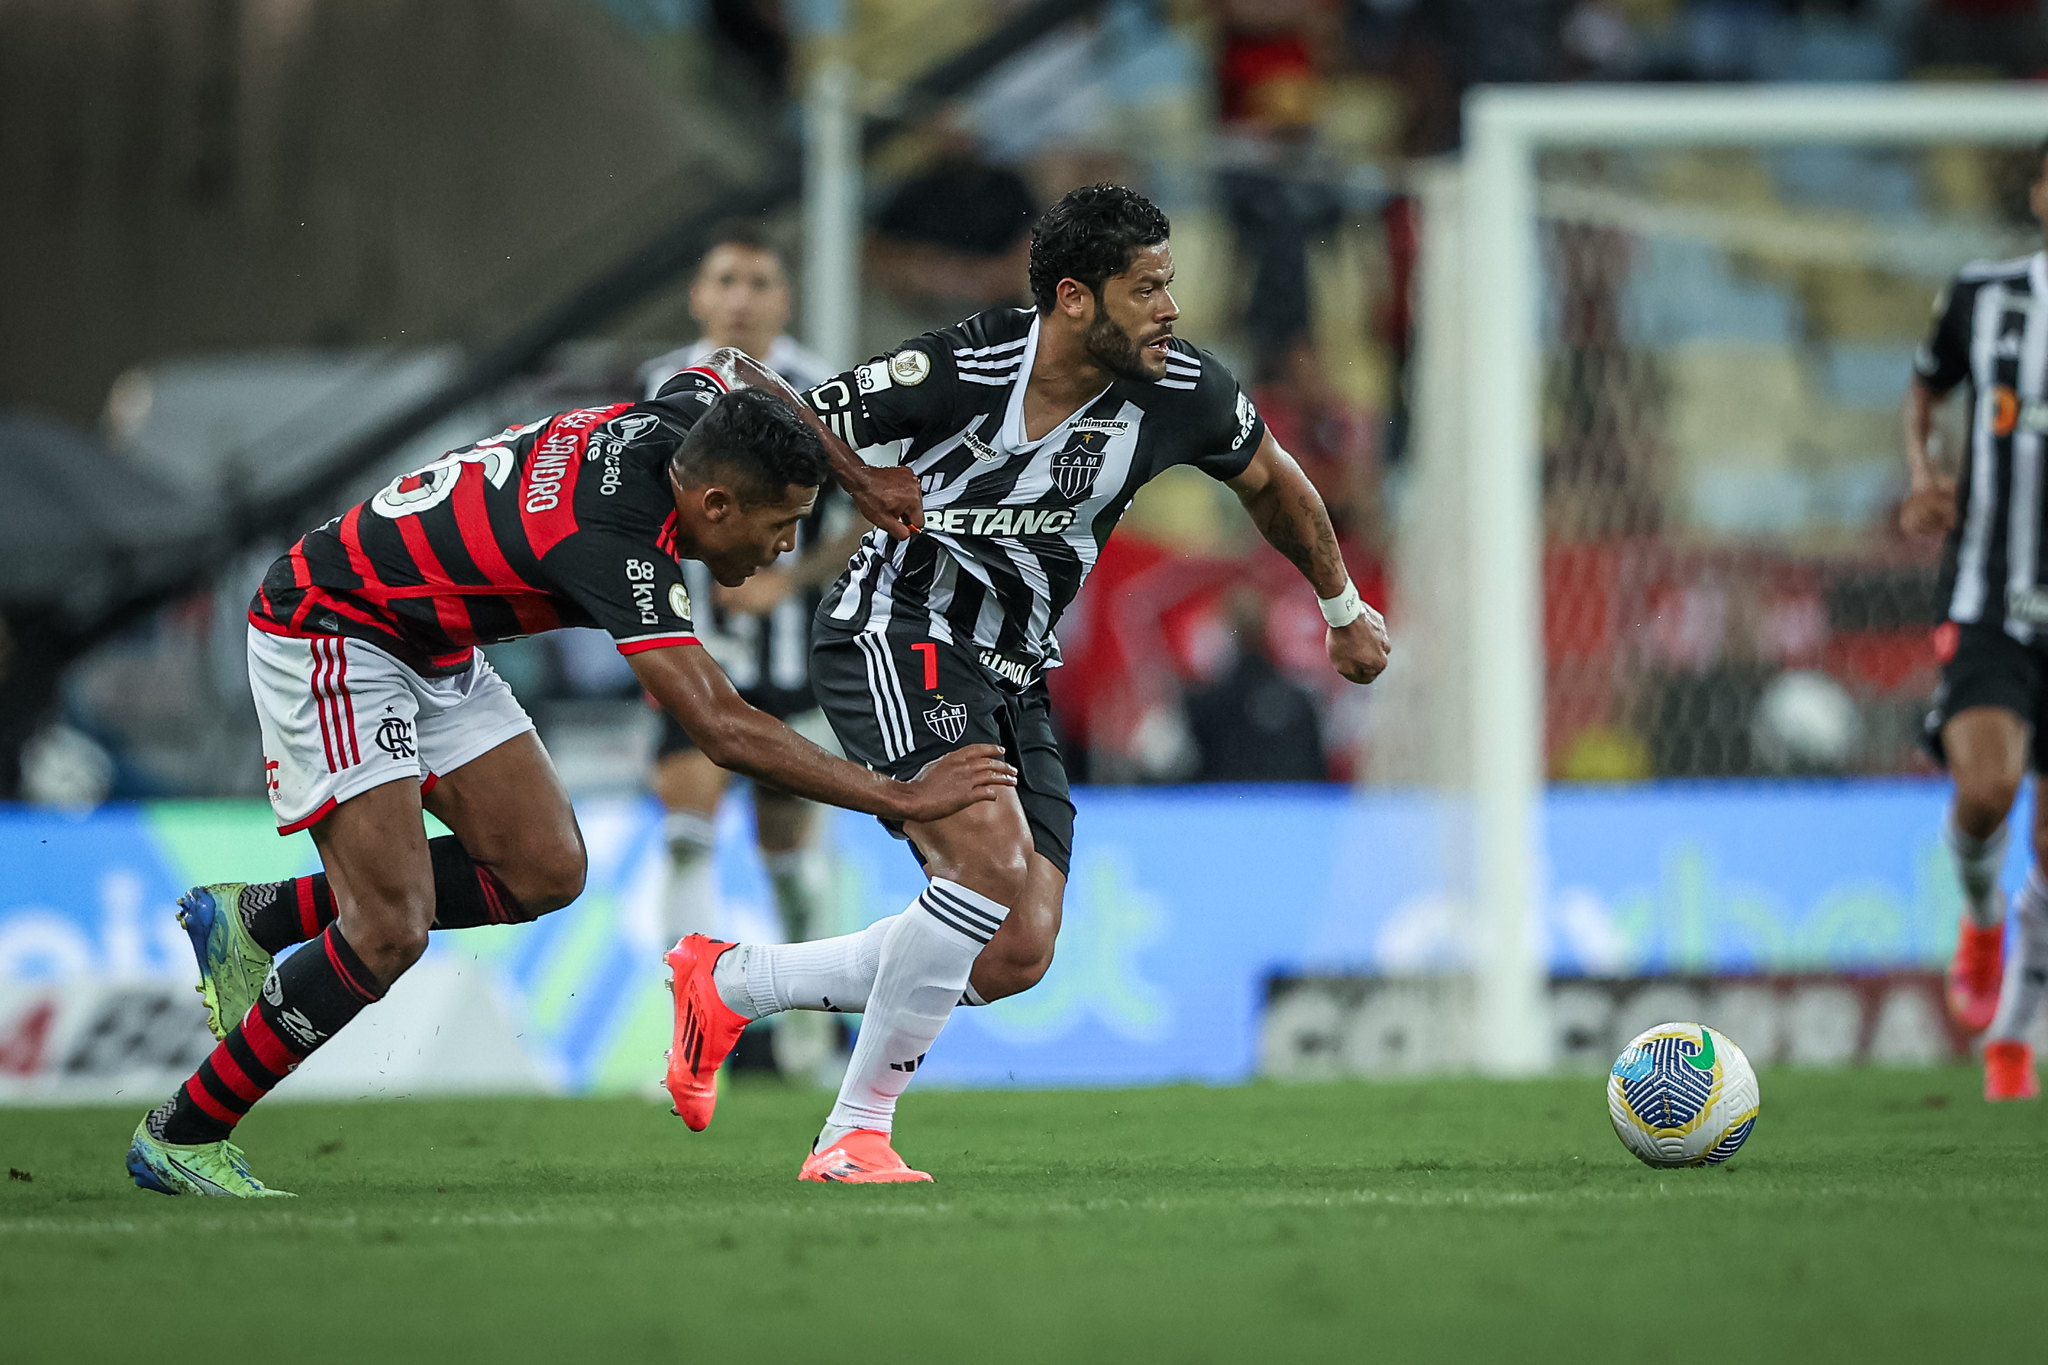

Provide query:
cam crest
left=922, top=697, right=968, bottom=744
left=1049, top=428, right=1112, bottom=502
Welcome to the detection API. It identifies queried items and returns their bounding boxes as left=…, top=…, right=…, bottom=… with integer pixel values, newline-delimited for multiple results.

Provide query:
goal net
left=1378, top=87, right=2048, bottom=1072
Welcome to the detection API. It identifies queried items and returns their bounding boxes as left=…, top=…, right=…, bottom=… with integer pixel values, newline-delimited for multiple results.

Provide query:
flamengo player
left=1904, top=138, right=2048, bottom=1102
left=661, top=184, right=1392, bottom=1182
left=125, top=362, right=1014, bottom=1197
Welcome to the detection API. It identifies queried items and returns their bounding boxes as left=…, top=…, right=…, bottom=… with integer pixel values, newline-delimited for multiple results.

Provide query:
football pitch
left=2, top=1070, right=2042, bottom=1363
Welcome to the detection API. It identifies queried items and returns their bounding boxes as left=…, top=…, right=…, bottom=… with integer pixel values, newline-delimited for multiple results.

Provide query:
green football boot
left=126, top=1118, right=293, bottom=1198
left=177, top=884, right=274, bottom=1040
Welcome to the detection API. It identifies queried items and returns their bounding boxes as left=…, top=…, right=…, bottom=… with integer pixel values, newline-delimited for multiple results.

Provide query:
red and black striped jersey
left=251, top=369, right=729, bottom=676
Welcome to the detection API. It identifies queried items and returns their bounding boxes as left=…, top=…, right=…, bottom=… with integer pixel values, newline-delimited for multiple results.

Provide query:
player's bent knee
left=516, top=840, right=587, bottom=917
left=342, top=894, right=435, bottom=980
left=1956, top=770, right=2023, bottom=831
left=972, top=938, right=1053, bottom=1002
left=1002, top=942, right=1054, bottom=993
left=969, top=893, right=1058, bottom=1001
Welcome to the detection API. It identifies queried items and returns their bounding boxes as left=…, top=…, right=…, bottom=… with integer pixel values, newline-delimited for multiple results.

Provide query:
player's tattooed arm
left=694, top=346, right=924, bottom=539
left=629, top=643, right=1015, bottom=820
left=1228, top=431, right=1390, bottom=685
left=1227, top=431, right=1349, bottom=594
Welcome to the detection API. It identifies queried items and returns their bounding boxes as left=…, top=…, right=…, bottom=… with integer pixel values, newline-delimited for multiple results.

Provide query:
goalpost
left=1414, top=85, right=2048, bottom=1074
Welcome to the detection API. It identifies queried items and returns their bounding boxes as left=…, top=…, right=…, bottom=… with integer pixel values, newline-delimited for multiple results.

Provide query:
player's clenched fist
left=1328, top=605, right=1390, bottom=685
left=848, top=463, right=926, bottom=539
left=899, top=744, right=1017, bottom=821
left=1899, top=477, right=1956, bottom=537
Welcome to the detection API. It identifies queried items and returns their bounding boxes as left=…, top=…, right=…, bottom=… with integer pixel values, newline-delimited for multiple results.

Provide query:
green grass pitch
left=2, top=1070, right=2042, bottom=1363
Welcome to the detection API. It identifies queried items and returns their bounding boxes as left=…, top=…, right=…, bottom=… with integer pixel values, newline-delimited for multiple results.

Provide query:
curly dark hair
left=1027, top=184, right=1171, bottom=314
left=670, top=387, right=828, bottom=505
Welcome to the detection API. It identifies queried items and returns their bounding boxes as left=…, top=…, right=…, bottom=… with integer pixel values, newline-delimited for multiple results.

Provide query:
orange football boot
left=798, top=1129, right=933, bottom=1184
left=1947, top=918, right=2005, bottom=1034
left=662, top=935, right=749, bottom=1131
left=1984, top=1040, right=2040, bottom=1102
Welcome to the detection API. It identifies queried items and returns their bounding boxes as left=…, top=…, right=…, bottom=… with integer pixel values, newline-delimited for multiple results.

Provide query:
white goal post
left=1432, top=85, right=2048, bottom=1074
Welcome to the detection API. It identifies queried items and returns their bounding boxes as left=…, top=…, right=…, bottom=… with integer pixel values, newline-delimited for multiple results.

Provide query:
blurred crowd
left=7, top=0, right=2048, bottom=804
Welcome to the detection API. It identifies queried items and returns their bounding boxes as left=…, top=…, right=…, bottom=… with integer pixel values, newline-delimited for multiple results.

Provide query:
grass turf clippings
left=1, top=1069, right=2042, bottom=1363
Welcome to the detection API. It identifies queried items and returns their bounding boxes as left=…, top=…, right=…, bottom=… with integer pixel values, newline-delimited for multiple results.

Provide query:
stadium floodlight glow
left=1452, top=84, right=2048, bottom=1076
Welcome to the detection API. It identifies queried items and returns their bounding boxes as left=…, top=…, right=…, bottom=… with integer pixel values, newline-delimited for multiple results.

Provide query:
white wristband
left=1318, top=580, right=1364, bottom=629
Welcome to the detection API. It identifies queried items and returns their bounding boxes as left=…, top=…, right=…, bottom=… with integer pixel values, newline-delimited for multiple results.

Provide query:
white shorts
left=247, top=625, right=535, bottom=835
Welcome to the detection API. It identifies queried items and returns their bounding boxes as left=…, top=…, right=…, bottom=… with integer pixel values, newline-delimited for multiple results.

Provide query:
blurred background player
left=1903, top=135, right=2048, bottom=1102
left=640, top=226, right=862, bottom=1082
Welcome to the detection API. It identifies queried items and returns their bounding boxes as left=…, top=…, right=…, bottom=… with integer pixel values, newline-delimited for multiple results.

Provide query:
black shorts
left=810, top=629, right=1075, bottom=876
left=656, top=683, right=818, bottom=760
left=1924, top=621, right=2048, bottom=771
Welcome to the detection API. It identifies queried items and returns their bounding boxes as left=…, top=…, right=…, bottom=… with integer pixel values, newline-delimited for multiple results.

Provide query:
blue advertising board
left=0, top=778, right=1990, bottom=1092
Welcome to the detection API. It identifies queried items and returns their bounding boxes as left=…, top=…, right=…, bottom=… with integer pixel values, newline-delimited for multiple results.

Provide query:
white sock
left=1988, top=870, right=2048, bottom=1042
left=764, top=847, right=832, bottom=943
left=821, top=878, right=1007, bottom=1141
left=1946, top=810, right=2010, bottom=930
left=659, top=811, right=719, bottom=943
left=712, top=916, right=896, bottom=1021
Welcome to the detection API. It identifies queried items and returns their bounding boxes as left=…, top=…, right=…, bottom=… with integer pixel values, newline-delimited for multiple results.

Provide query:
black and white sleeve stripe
left=954, top=336, right=1028, bottom=387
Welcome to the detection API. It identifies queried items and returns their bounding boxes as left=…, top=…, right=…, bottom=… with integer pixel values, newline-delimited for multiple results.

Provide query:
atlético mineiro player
left=661, top=184, right=1392, bottom=1184
left=125, top=357, right=1013, bottom=1198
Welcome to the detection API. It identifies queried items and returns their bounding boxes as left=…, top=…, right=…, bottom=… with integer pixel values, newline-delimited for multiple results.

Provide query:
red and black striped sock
left=149, top=925, right=386, bottom=1146
left=239, top=876, right=337, bottom=955
left=237, top=839, right=530, bottom=954
left=429, top=839, right=528, bottom=929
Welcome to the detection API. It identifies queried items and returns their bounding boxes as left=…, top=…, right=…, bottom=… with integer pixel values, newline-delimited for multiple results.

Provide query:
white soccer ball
left=1752, top=669, right=1861, bottom=773
left=1607, top=1022, right=1760, bottom=1168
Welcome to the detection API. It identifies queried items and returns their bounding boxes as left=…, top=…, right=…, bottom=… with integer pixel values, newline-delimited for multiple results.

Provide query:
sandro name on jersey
left=250, top=371, right=731, bottom=674
left=805, top=307, right=1266, bottom=667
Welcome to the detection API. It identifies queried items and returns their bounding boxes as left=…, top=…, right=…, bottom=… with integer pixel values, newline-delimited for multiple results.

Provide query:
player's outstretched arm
left=1226, top=431, right=1390, bottom=685
left=689, top=345, right=924, bottom=540
left=1899, top=378, right=1956, bottom=537
left=629, top=643, right=1013, bottom=820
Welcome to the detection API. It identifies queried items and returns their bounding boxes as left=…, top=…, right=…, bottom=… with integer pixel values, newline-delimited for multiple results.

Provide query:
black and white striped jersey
left=805, top=307, right=1266, bottom=666
left=1918, top=251, right=2048, bottom=640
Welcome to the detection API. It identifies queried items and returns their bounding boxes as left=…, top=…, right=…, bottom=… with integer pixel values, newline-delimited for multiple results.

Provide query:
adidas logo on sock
left=888, top=1052, right=928, bottom=1074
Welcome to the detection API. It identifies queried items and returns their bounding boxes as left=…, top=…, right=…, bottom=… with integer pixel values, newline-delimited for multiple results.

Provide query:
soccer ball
left=1752, top=669, right=1861, bottom=774
left=1607, top=1023, right=1760, bottom=1168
